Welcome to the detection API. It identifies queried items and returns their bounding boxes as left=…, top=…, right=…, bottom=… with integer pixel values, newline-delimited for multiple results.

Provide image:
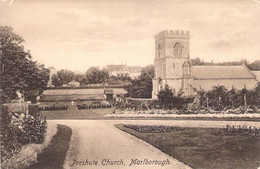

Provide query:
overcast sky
left=1, top=0, right=259, bottom=72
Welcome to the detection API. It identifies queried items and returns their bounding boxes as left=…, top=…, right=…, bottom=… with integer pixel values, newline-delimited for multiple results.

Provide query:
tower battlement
left=155, top=30, right=190, bottom=39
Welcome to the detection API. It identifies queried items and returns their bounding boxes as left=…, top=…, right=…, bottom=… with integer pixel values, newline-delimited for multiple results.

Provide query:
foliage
left=191, top=57, right=204, bottom=65
left=141, top=64, right=154, bottom=79
left=0, top=106, right=22, bottom=159
left=191, top=57, right=260, bottom=71
left=157, top=85, right=175, bottom=109
left=124, top=125, right=184, bottom=133
left=86, top=67, right=109, bottom=84
left=74, top=74, right=87, bottom=86
left=247, top=60, right=260, bottom=70
left=51, top=69, right=74, bottom=87
left=0, top=105, right=47, bottom=160
left=109, top=73, right=131, bottom=82
left=0, top=26, right=50, bottom=103
left=226, top=125, right=260, bottom=137
left=125, top=72, right=153, bottom=98
left=197, top=84, right=260, bottom=110
left=157, top=85, right=193, bottom=110
left=39, top=105, right=68, bottom=111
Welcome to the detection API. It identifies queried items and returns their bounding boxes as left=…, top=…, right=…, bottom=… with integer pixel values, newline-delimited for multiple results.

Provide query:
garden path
left=49, top=120, right=260, bottom=169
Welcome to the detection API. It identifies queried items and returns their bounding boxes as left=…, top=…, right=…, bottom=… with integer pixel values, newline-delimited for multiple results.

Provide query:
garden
left=106, top=84, right=260, bottom=120
left=116, top=124, right=260, bottom=169
left=1, top=105, right=47, bottom=168
left=0, top=104, right=73, bottom=169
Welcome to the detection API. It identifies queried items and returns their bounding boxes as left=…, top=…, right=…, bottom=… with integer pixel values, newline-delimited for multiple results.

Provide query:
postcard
left=1, top=0, right=260, bottom=169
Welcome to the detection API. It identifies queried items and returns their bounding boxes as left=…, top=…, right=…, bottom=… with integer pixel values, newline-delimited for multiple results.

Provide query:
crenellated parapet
left=155, top=30, right=190, bottom=40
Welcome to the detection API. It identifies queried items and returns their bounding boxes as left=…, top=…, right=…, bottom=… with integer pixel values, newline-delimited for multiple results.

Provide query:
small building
left=68, top=80, right=80, bottom=87
left=104, top=89, right=114, bottom=101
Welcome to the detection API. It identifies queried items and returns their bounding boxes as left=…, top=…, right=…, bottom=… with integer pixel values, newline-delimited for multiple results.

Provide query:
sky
left=1, top=0, right=259, bottom=72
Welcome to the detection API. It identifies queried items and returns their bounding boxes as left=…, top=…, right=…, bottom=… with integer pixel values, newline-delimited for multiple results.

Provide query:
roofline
left=242, top=63, right=257, bottom=79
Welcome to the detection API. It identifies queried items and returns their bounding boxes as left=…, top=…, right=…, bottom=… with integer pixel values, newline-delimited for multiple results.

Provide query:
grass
left=116, top=124, right=260, bottom=169
left=26, top=124, right=72, bottom=169
left=41, top=108, right=113, bottom=119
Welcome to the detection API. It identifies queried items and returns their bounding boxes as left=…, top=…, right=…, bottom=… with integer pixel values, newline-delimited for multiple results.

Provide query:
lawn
left=26, top=124, right=72, bottom=169
left=41, top=108, right=113, bottom=119
left=116, top=124, right=260, bottom=169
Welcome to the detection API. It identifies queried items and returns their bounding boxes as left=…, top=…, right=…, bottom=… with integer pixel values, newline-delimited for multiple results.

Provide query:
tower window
left=173, top=62, right=175, bottom=68
left=163, top=63, right=166, bottom=77
left=174, top=42, right=182, bottom=57
left=158, top=43, right=162, bottom=58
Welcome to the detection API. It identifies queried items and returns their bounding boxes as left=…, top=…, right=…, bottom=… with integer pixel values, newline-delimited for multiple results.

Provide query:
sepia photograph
left=0, top=0, right=260, bottom=168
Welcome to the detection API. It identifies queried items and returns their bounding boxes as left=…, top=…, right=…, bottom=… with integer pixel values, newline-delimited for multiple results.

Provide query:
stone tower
left=152, top=30, right=193, bottom=99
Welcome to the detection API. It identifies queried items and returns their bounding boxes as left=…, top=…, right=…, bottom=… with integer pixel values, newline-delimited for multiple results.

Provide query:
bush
left=1, top=105, right=47, bottom=161
left=0, top=106, right=22, bottom=159
left=39, top=104, right=68, bottom=111
left=16, top=113, right=47, bottom=145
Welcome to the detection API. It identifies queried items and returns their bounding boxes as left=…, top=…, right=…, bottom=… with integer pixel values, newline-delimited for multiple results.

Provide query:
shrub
left=1, top=105, right=47, bottom=161
left=0, top=106, right=22, bottom=159
left=17, top=113, right=47, bottom=145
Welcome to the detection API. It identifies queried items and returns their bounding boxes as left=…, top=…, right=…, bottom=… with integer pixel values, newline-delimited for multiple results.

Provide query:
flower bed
left=77, top=103, right=111, bottom=109
left=39, top=105, right=68, bottom=111
left=105, top=109, right=260, bottom=119
left=124, top=125, right=184, bottom=133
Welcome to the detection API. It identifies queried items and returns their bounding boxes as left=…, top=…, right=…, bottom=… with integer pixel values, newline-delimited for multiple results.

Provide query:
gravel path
left=48, top=120, right=260, bottom=169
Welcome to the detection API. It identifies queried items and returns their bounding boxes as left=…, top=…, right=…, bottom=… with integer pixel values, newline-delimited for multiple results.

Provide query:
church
left=152, top=30, right=259, bottom=98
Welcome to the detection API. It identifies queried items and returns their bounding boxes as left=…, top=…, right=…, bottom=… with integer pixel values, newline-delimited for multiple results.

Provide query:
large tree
left=86, top=67, right=109, bottom=84
left=124, top=65, right=154, bottom=98
left=51, top=69, right=74, bottom=87
left=0, top=26, right=50, bottom=103
left=125, top=73, right=153, bottom=98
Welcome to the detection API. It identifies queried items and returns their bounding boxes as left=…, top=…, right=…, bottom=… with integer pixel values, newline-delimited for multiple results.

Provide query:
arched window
left=174, top=42, right=182, bottom=57
left=158, top=43, right=162, bottom=58
left=183, top=61, right=191, bottom=76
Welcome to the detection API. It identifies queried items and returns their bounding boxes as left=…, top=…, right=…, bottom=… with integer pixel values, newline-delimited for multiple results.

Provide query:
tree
left=0, top=26, right=50, bottom=103
left=51, top=69, right=74, bottom=87
left=157, top=85, right=192, bottom=110
left=191, top=57, right=203, bottom=65
left=247, top=60, right=260, bottom=70
left=74, top=74, right=87, bottom=86
left=125, top=72, right=153, bottom=98
left=86, top=67, right=109, bottom=84
left=157, top=85, right=174, bottom=109
left=124, top=65, right=154, bottom=98
left=206, top=85, right=228, bottom=110
left=226, top=88, right=237, bottom=108
left=141, top=65, right=154, bottom=79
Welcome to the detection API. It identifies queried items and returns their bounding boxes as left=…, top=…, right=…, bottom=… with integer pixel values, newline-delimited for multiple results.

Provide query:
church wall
left=154, top=59, right=166, bottom=79
left=165, top=58, right=186, bottom=78
left=193, top=79, right=258, bottom=91
left=152, top=79, right=159, bottom=99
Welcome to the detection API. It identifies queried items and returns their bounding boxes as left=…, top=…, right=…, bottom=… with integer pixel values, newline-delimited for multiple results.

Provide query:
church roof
left=193, top=65, right=255, bottom=79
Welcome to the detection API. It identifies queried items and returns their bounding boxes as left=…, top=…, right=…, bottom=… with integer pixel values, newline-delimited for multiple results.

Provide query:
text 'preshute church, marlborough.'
left=152, top=30, right=259, bottom=99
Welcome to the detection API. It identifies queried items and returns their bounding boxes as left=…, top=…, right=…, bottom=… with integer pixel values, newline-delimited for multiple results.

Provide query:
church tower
left=152, top=30, right=193, bottom=99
